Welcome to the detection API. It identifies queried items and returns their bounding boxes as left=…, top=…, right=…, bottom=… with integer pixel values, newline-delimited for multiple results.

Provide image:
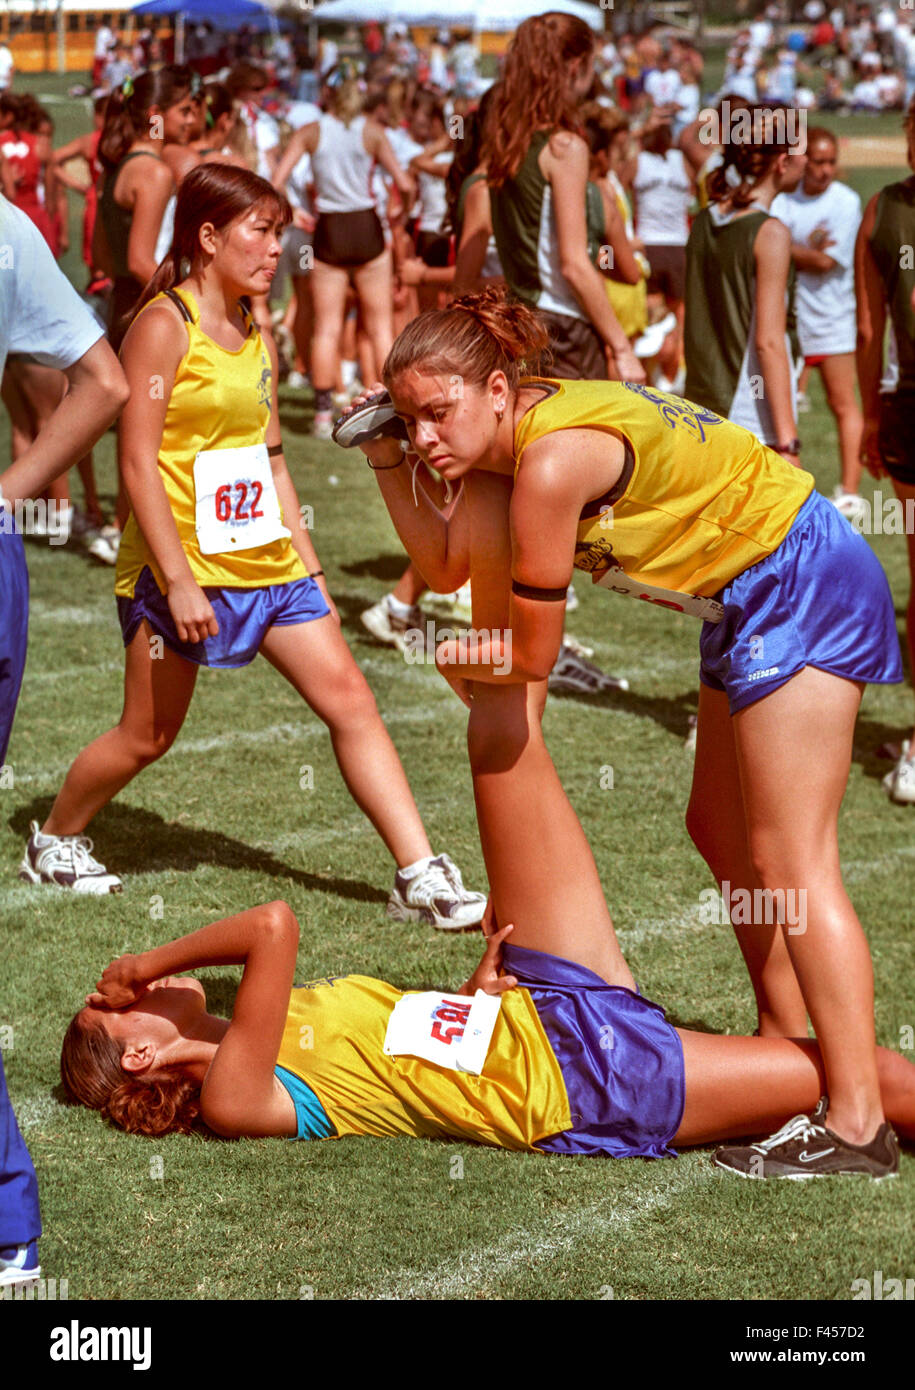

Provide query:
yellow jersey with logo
left=513, top=378, right=814, bottom=600
left=115, top=287, right=307, bottom=597
left=274, top=975, right=572, bottom=1151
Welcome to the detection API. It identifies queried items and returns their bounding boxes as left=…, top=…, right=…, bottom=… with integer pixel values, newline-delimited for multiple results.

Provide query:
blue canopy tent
left=132, top=0, right=277, bottom=61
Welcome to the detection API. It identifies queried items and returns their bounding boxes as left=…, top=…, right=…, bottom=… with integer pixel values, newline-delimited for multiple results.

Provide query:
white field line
left=367, top=1168, right=709, bottom=1300
left=23, top=661, right=122, bottom=685
left=9, top=705, right=461, bottom=785
left=8, top=1092, right=60, bottom=1133
left=27, top=604, right=110, bottom=626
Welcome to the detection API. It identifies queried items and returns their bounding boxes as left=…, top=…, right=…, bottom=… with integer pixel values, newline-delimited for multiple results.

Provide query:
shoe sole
left=332, top=395, right=408, bottom=449
left=386, top=899, right=483, bottom=932
left=713, top=1156, right=898, bottom=1181
left=360, top=611, right=408, bottom=651
left=19, top=859, right=123, bottom=894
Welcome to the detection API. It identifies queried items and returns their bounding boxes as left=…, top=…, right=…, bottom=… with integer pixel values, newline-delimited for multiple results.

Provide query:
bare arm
left=753, top=217, right=799, bottom=455
left=366, top=120, right=414, bottom=200
left=855, top=193, right=887, bottom=476
left=0, top=338, right=128, bottom=505
left=271, top=123, right=315, bottom=193
left=361, top=433, right=470, bottom=592
left=544, top=132, right=644, bottom=382
left=87, top=901, right=301, bottom=1139
left=125, top=159, right=174, bottom=283
left=598, top=182, right=642, bottom=285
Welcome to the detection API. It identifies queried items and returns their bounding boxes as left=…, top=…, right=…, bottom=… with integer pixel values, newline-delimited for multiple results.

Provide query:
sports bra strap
left=163, top=288, right=193, bottom=322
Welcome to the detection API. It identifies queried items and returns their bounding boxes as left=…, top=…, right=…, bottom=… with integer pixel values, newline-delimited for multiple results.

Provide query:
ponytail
left=99, top=65, right=193, bottom=170
left=383, top=285, right=551, bottom=392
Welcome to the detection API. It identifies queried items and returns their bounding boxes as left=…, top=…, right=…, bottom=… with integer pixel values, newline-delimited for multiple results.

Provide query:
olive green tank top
left=869, top=178, right=915, bottom=393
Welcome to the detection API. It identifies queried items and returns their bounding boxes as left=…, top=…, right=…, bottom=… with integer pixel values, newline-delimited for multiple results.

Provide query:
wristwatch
left=777, top=438, right=801, bottom=456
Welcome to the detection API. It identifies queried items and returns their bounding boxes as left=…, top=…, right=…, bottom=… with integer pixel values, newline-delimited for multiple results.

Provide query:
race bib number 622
left=193, top=443, right=291, bottom=556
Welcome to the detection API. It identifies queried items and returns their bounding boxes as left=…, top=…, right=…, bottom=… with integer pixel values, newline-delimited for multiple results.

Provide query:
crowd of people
left=3, top=6, right=915, bottom=1294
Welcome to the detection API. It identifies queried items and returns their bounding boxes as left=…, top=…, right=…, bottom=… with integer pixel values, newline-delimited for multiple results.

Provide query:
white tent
left=311, top=0, right=605, bottom=34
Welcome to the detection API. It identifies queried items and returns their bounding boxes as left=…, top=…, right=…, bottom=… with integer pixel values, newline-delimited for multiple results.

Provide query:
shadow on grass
left=7, top=801, right=388, bottom=906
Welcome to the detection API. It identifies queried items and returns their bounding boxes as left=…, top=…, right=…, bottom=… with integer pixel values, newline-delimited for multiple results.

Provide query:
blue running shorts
left=117, top=566, right=330, bottom=668
left=502, top=943, right=685, bottom=1159
left=699, top=489, right=903, bottom=714
left=0, top=527, right=29, bottom=766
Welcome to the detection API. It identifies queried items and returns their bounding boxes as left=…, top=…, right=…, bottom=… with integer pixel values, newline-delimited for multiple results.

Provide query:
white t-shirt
left=0, top=198, right=103, bottom=379
left=644, top=68, right=682, bottom=108
left=771, top=180, right=861, bottom=356
left=633, top=150, right=691, bottom=246
left=0, top=46, right=13, bottom=91
left=94, top=25, right=113, bottom=61
left=417, top=150, right=451, bottom=234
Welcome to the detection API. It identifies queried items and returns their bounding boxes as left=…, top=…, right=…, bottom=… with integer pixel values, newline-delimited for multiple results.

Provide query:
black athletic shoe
left=714, top=1099, right=899, bottom=1180
left=332, top=391, right=409, bottom=449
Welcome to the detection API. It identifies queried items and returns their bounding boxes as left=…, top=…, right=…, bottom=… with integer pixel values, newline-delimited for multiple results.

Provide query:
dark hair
left=444, top=86, right=496, bottom=236
left=99, top=65, right=194, bottom=169
left=707, top=104, right=802, bottom=209
left=131, top=161, right=291, bottom=321
left=383, top=285, right=550, bottom=393
left=201, top=81, right=235, bottom=129
left=60, top=1010, right=203, bottom=1137
left=482, top=12, right=595, bottom=187
left=640, top=120, right=673, bottom=158
left=806, top=125, right=837, bottom=152
left=225, top=61, right=268, bottom=99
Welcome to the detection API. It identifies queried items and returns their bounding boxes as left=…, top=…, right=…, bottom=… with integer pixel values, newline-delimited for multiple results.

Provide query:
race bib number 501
left=383, top=990, right=502, bottom=1074
left=193, top=443, right=291, bottom=556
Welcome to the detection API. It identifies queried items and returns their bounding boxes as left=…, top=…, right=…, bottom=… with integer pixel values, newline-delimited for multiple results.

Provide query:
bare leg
left=819, top=353, right=863, bottom=496
left=309, top=259, right=349, bottom=395
left=468, top=681, right=635, bottom=988
left=258, top=617, right=431, bottom=867
left=675, top=1030, right=915, bottom=1145
left=290, top=273, right=313, bottom=378
left=734, top=666, right=882, bottom=1144
left=686, top=683, right=808, bottom=1036
left=352, top=248, right=395, bottom=380
left=43, top=624, right=198, bottom=836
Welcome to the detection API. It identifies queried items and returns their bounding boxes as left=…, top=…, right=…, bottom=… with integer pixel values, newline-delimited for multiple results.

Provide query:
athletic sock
left=386, top=594, right=414, bottom=620
left=314, top=389, right=332, bottom=413
left=398, top=855, right=434, bottom=879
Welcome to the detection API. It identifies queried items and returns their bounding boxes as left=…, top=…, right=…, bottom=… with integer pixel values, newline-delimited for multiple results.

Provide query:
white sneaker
left=88, top=525, right=120, bottom=566
left=360, top=596, right=427, bottom=653
left=387, top=853, right=487, bottom=931
left=313, top=410, right=334, bottom=439
left=286, top=370, right=309, bottom=390
left=831, top=487, right=869, bottom=526
left=548, top=643, right=629, bottom=694
left=565, top=583, right=579, bottom=613
left=883, top=741, right=915, bottom=804
left=796, top=391, right=811, bottom=414
left=19, top=820, right=123, bottom=893
left=561, top=632, right=594, bottom=660
left=68, top=508, right=101, bottom=544
left=0, top=1242, right=40, bottom=1288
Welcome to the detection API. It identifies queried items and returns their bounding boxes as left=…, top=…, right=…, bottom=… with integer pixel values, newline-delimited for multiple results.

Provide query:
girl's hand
left=609, top=345, right=647, bottom=384
left=435, top=644, right=475, bottom=708
left=292, top=208, right=316, bottom=234
left=397, top=257, right=426, bottom=287
left=167, top=577, right=219, bottom=644
left=860, top=418, right=885, bottom=478
left=86, top=954, right=149, bottom=1010
left=338, top=384, right=406, bottom=470
left=460, top=923, right=518, bottom=997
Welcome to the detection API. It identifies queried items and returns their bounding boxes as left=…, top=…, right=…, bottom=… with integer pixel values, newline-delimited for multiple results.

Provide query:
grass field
left=2, top=82, right=915, bottom=1305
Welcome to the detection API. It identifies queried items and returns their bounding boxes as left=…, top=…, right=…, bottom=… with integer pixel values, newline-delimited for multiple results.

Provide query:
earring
left=495, top=407, right=504, bottom=423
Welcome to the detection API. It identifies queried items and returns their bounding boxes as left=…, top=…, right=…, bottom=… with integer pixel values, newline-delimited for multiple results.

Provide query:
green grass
left=2, top=88, right=915, bottom=1304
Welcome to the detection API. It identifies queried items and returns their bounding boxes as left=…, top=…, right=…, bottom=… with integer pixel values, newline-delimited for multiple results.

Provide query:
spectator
left=772, top=126, right=864, bottom=518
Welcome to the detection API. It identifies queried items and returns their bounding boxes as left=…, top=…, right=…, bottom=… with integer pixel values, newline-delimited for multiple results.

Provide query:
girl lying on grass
left=61, top=680, right=913, bottom=1178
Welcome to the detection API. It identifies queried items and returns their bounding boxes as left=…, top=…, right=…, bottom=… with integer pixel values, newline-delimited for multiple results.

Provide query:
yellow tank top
left=513, top=378, right=814, bottom=599
left=274, top=976, right=572, bottom=1151
left=115, top=287, right=308, bottom=597
left=603, top=175, right=648, bottom=340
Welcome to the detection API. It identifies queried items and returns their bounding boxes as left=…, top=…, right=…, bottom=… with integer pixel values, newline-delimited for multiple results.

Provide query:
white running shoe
left=565, top=583, right=579, bottom=612
left=19, top=820, right=123, bottom=894
left=883, top=741, right=915, bottom=804
left=561, top=632, right=595, bottom=660
left=548, top=643, right=629, bottom=694
left=831, top=486, right=869, bottom=527
left=0, top=1242, right=40, bottom=1288
left=387, top=853, right=487, bottom=931
left=313, top=410, right=334, bottom=440
left=88, top=525, right=120, bottom=566
left=360, top=596, right=427, bottom=653
left=286, top=370, right=309, bottom=390
left=796, top=391, right=811, bottom=414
